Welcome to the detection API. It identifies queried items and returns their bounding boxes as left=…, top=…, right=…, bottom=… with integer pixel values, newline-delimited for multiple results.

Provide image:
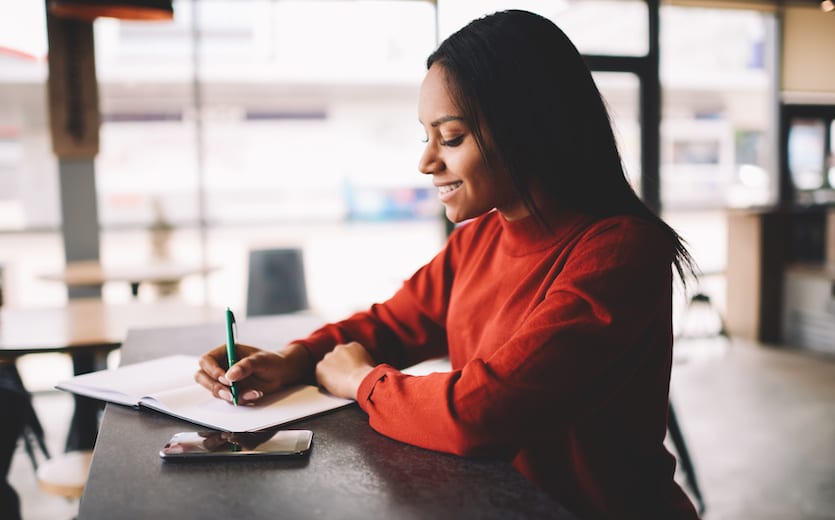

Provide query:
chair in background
left=246, top=248, right=309, bottom=317
left=0, top=364, right=51, bottom=472
left=668, top=402, right=705, bottom=515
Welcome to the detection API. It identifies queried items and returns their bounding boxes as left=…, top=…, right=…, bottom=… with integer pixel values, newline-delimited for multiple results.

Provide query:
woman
left=197, top=10, right=700, bottom=519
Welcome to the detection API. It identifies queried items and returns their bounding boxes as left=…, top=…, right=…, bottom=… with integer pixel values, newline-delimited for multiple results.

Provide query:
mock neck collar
left=497, top=206, right=595, bottom=256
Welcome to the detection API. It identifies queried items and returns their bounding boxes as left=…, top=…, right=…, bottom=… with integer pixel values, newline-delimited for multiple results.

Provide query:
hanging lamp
left=48, top=0, right=174, bottom=21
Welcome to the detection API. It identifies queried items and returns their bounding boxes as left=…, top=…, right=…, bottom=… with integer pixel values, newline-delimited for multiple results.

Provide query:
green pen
left=224, top=307, right=239, bottom=406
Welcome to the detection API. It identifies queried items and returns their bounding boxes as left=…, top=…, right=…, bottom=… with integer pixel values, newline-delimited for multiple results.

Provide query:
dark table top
left=78, top=313, right=576, bottom=519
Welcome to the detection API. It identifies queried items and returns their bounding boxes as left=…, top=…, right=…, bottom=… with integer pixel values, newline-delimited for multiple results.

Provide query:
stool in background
left=37, top=450, right=93, bottom=500
left=0, top=364, right=52, bottom=472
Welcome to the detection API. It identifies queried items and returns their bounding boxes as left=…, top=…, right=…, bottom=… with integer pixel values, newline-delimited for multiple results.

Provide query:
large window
left=0, top=1, right=780, bottom=313
left=660, top=7, right=776, bottom=210
left=438, top=0, right=649, bottom=56
left=95, top=0, right=437, bottom=227
left=659, top=6, right=777, bottom=320
left=0, top=0, right=445, bottom=314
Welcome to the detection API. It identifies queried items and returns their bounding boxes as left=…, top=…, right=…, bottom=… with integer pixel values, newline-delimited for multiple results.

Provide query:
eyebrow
left=430, top=115, right=465, bottom=127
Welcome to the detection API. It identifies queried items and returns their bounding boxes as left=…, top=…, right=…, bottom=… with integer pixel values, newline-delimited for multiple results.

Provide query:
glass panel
left=94, top=0, right=437, bottom=228
left=660, top=7, right=775, bottom=209
left=437, top=0, right=648, bottom=56
left=593, top=72, right=641, bottom=194
left=660, top=7, right=776, bottom=322
left=787, top=118, right=825, bottom=191
left=3, top=0, right=444, bottom=314
left=95, top=4, right=195, bottom=227
left=270, top=1, right=435, bottom=82
left=97, top=1, right=434, bottom=82
left=92, top=0, right=442, bottom=314
left=0, top=2, right=54, bottom=231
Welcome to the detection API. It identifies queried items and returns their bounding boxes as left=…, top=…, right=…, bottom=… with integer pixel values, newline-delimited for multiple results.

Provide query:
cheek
left=457, top=155, right=490, bottom=188
left=465, top=164, right=501, bottom=201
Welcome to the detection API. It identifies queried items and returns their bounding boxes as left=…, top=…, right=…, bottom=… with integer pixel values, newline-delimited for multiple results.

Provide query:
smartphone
left=159, top=429, right=313, bottom=460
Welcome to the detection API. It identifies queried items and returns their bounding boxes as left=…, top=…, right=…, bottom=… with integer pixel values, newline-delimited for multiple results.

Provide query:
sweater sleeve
left=292, top=224, right=465, bottom=368
left=355, top=220, right=674, bottom=457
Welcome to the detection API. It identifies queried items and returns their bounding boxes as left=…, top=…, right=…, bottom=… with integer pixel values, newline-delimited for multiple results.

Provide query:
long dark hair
left=427, top=9, right=696, bottom=285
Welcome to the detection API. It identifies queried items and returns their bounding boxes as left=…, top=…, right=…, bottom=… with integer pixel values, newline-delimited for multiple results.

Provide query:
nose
left=418, top=141, right=443, bottom=175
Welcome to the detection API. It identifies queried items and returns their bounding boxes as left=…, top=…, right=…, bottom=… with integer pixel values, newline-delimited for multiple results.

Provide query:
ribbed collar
left=497, top=206, right=596, bottom=256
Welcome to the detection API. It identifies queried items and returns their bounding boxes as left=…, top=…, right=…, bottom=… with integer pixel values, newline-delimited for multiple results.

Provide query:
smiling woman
left=195, top=9, right=700, bottom=520
left=417, top=65, right=528, bottom=223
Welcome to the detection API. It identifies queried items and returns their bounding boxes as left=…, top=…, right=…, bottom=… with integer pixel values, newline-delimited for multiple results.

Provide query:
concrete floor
left=6, top=338, right=835, bottom=520
left=670, top=338, right=835, bottom=520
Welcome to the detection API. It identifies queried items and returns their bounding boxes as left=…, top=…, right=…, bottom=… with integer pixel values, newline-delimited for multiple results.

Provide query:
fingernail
left=219, top=376, right=231, bottom=385
left=219, top=389, right=232, bottom=402
left=242, top=390, right=262, bottom=401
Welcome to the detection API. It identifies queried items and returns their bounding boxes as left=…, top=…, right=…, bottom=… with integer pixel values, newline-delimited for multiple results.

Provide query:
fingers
left=195, top=345, right=240, bottom=398
left=198, top=346, right=228, bottom=380
left=238, top=388, right=264, bottom=403
left=194, top=368, right=234, bottom=402
left=225, top=353, right=256, bottom=382
left=196, top=344, right=290, bottom=405
left=195, top=343, right=255, bottom=398
left=195, top=369, right=265, bottom=404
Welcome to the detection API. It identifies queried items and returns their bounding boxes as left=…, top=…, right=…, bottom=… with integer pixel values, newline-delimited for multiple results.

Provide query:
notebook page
left=56, top=355, right=200, bottom=406
left=140, top=383, right=353, bottom=432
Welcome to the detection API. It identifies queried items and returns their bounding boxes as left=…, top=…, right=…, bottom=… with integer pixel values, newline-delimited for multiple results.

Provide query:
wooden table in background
left=39, top=260, right=217, bottom=297
left=0, top=298, right=223, bottom=451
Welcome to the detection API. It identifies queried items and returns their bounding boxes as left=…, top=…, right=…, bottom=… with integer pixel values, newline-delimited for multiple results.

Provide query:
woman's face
left=417, top=64, right=528, bottom=224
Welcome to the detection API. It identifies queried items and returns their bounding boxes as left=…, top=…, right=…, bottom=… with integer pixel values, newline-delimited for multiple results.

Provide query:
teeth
left=438, top=182, right=463, bottom=194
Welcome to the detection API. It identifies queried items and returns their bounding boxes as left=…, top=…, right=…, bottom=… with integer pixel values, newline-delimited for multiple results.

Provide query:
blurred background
left=1, top=1, right=834, bottom=519
left=1, top=0, right=786, bottom=314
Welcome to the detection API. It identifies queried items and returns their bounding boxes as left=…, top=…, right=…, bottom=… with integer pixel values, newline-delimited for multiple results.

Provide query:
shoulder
left=583, top=215, right=670, bottom=248
left=566, top=215, right=675, bottom=275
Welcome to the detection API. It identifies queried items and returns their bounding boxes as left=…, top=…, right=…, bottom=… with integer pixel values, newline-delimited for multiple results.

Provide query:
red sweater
left=297, top=208, right=699, bottom=519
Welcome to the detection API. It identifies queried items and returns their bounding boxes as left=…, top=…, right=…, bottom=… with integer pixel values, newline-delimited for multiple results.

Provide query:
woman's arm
left=352, top=220, right=675, bottom=457
left=196, top=224, right=468, bottom=404
left=293, top=224, right=467, bottom=368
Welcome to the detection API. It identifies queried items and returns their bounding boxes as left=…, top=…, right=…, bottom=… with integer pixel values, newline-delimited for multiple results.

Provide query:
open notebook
left=56, top=355, right=353, bottom=432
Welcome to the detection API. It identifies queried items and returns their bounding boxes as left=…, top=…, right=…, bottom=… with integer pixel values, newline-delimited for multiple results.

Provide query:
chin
left=444, top=207, right=465, bottom=224
left=444, top=206, right=488, bottom=224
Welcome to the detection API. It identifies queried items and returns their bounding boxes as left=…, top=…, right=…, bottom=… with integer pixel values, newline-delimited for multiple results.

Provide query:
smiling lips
left=437, top=181, right=463, bottom=199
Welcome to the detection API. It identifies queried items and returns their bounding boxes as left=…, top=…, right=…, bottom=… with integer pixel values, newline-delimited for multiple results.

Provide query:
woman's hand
left=315, top=342, right=375, bottom=400
left=195, top=342, right=313, bottom=405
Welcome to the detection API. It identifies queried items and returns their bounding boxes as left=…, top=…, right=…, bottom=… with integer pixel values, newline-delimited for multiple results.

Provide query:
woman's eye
left=441, top=135, right=464, bottom=147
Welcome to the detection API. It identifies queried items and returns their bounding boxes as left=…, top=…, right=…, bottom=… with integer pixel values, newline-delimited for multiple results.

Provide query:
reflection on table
left=0, top=298, right=223, bottom=451
left=39, top=260, right=217, bottom=297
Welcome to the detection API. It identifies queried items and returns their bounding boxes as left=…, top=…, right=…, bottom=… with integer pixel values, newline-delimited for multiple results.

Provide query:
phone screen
left=159, top=429, right=313, bottom=460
